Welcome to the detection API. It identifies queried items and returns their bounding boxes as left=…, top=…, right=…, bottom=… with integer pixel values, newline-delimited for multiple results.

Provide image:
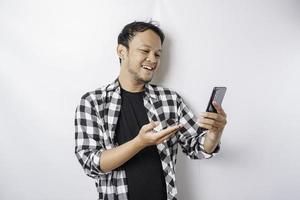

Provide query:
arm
left=99, top=136, right=143, bottom=173
left=100, top=122, right=182, bottom=172
left=75, top=94, right=181, bottom=175
left=203, top=134, right=221, bottom=154
left=75, top=96, right=106, bottom=178
left=198, top=101, right=227, bottom=154
left=176, top=94, right=222, bottom=159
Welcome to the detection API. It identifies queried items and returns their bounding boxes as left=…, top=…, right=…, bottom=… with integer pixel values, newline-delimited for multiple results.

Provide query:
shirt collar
left=106, top=78, right=157, bottom=100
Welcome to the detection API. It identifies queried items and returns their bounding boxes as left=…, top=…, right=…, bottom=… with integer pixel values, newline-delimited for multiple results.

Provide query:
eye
left=155, top=53, right=161, bottom=58
left=140, top=49, right=149, bottom=54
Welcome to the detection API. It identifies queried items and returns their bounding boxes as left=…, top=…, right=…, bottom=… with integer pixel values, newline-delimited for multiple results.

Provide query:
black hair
left=118, top=20, right=165, bottom=48
left=117, top=21, right=165, bottom=63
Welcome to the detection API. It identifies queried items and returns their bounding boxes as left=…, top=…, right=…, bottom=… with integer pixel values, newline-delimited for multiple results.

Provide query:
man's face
left=119, top=29, right=162, bottom=84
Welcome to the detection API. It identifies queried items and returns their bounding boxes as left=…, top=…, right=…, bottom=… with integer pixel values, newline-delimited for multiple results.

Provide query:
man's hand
left=197, top=101, right=227, bottom=153
left=100, top=121, right=182, bottom=173
left=136, top=121, right=182, bottom=148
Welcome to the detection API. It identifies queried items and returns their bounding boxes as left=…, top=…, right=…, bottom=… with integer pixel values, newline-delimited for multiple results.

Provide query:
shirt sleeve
left=74, top=94, right=111, bottom=178
left=176, top=93, right=220, bottom=159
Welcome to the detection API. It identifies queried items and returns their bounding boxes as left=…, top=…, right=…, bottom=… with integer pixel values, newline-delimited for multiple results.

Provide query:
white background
left=1, top=0, right=300, bottom=199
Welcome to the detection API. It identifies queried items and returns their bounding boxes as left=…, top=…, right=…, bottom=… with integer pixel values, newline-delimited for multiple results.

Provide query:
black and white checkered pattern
left=75, top=79, right=218, bottom=200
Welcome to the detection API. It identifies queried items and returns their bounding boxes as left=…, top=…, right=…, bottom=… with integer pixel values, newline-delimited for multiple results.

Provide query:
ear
left=117, top=44, right=128, bottom=60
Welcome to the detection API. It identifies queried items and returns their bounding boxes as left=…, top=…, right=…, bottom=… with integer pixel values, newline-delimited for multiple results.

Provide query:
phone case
left=206, top=87, right=227, bottom=113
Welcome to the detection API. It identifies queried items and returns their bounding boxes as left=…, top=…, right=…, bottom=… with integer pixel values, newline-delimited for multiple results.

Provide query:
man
left=75, top=21, right=227, bottom=200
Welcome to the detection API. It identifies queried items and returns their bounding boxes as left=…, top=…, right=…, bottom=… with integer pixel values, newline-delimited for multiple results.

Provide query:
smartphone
left=206, top=87, right=227, bottom=113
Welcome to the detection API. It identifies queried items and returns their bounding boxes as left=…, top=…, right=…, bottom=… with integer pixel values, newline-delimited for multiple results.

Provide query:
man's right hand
left=100, top=121, right=182, bottom=173
left=135, top=121, right=182, bottom=148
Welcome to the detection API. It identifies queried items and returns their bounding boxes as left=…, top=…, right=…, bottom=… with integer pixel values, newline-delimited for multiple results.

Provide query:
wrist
left=206, top=129, right=222, bottom=142
left=133, top=136, right=146, bottom=150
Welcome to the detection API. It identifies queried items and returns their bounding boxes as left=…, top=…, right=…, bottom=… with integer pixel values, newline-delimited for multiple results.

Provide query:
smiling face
left=118, top=29, right=162, bottom=85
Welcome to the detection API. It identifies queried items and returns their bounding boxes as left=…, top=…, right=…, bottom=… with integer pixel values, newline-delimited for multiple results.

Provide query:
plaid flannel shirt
left=75, top=79, right=219, bottom=200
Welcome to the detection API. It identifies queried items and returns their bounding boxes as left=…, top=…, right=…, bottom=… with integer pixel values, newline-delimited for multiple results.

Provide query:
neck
left=118, top=73, right=145, bottom=92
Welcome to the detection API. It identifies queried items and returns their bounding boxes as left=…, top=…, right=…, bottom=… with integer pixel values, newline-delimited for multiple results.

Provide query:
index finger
left=157, top=124, right=182, bottom=138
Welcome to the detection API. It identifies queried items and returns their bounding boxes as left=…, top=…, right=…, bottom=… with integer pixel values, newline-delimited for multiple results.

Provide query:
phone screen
left=206, top=87, right=227, bottom=113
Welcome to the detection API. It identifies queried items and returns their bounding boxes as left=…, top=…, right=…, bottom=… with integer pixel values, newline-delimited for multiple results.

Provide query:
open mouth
left=142, top=65, right=155, bottom=71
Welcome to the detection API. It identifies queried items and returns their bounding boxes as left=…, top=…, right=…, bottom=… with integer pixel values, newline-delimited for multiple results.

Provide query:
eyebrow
left=140, top=44, right=162, bottom=52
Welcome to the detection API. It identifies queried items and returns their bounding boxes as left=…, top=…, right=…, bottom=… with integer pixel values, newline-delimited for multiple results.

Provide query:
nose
left=146, top=52, right=157, bottom=63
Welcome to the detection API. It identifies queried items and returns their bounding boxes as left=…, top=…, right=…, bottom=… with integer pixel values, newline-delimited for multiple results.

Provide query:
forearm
left=203, top=134, right=221, bottom=154
left=100, top=137, right=145, bottom=173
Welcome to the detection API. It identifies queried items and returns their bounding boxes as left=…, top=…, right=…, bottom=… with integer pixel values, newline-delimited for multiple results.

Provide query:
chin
left=137, top=77, right=152, bottom=84
left=144, top=79, right=152, bottom=83
left=135, top=73, right=152, bottom=83
left=144, top=75, right=154, bottom=83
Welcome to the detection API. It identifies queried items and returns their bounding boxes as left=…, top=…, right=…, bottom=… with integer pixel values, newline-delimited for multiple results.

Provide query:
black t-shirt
left=115, top=88, right=167, bottom=200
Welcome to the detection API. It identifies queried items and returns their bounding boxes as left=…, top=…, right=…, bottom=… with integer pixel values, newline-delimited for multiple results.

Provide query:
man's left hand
left=197, top=101, right=227, bottom=142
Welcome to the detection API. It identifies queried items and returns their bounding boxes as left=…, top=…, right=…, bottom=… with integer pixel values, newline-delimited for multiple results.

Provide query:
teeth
left=142, top=65, right=153, bottom=70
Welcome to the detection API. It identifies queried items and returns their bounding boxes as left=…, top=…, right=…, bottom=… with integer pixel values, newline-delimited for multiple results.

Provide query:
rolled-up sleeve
left=74, top=95, right=110, bottom=178
left=176, top=93, right=220, bottom=159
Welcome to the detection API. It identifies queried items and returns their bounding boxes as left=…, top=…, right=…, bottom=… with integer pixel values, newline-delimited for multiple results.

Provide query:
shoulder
left=149, top=83, right=182, bottom=100
left=79, top=81, right=115, bottom=106
left=81, top=85, right=104, bottom=101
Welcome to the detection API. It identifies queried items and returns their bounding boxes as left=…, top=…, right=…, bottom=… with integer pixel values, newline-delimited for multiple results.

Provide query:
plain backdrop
left=1, top=0, right=300, bottom=199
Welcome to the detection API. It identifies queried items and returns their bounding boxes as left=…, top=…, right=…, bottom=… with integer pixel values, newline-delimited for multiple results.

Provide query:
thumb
left=142, top=121, right=159, bottom=132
